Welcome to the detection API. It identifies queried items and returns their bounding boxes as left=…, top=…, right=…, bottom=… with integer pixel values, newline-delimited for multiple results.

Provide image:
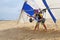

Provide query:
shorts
left=37, top=18, right=45, bottom=24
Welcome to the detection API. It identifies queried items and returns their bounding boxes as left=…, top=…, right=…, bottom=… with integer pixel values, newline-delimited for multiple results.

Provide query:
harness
left=35, top=13, right=43, bottom=21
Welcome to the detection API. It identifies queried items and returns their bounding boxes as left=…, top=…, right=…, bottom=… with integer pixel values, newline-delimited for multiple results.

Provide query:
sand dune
left=0, top=19, right=60, bottom=40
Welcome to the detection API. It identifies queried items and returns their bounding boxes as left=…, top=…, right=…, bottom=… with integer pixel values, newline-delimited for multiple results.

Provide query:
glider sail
left=22, top=0, right=56, bottom=23
left=42, top=0, right=56, bottom=23
left=22, top=1, right=34, bottom=16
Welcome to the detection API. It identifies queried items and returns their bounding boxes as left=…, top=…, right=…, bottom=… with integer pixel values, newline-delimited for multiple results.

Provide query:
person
left=34, top=9, right=47, bottom=31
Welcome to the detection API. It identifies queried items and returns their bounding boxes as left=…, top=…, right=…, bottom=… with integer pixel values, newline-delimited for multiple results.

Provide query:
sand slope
left=0, top=20, right=60, bottom=40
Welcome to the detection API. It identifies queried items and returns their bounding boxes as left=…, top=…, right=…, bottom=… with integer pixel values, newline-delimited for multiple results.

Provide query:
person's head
left=40, top=11, right=42, bottom=13
left=39, top=8, right=41, bottom=10
left=38, top=8, right=41, bottom=12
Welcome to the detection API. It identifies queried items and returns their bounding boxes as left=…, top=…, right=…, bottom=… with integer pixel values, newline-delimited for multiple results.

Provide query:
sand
left=0, top=19, right=60, bottom=40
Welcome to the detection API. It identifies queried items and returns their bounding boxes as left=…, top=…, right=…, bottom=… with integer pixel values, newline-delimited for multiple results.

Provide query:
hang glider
left=17, top=0, right=60, bottom=24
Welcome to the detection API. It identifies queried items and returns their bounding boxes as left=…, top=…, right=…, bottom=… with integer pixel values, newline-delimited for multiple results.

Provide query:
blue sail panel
left=42, top=0, right=56, bottom=23
left=22, top=2, right=34, bottom=16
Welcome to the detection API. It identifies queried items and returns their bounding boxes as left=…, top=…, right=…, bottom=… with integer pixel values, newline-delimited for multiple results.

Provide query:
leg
left=41, top=18, right=47, bottom=30
left=43, top=23, right=47, bottom=30
left=37, top=23, right=39, bottom=30
left=34, top=22, right=39, bottom=30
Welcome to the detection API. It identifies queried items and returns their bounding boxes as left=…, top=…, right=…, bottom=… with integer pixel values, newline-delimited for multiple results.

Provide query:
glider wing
left=42, top=0, right=56, bottom=23
left=22, top=2, right=34, bottom=16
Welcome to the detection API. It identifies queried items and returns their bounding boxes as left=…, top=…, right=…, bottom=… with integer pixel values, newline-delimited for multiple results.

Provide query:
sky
left=0, top=0, right=60, bottom=20
left=0, top=0, right=24, bottom=20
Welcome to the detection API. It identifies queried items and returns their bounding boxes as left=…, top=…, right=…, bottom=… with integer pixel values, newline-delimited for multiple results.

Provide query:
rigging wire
left=46, top=8, right=60, bottom=9
left=22, top=7, right=60, bottom=11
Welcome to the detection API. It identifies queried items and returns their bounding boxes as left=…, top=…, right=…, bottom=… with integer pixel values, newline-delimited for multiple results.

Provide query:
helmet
left=34, top=9, right=38, bottom=13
